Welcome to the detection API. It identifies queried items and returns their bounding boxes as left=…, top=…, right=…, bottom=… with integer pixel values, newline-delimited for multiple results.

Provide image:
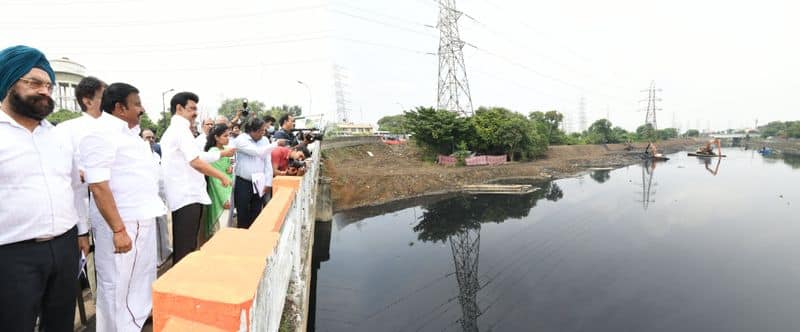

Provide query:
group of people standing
left=0, top=45, right=310, bottom=331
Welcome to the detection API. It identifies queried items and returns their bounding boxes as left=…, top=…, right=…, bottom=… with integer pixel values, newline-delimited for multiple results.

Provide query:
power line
left=92, top=58, right=328, bottom=73
left=329, top=8, right=437, bottom=37
left=0, top=3, right=328, bottom=29
left=54, top=34, right=330, bottom=56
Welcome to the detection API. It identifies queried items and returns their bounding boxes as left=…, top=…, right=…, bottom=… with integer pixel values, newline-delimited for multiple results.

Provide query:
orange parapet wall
left=152, top=175, right=305, bottom=332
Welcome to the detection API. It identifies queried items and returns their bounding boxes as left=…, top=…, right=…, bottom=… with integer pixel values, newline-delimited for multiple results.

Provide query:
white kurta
left=80, top=114, right=165, bottom=332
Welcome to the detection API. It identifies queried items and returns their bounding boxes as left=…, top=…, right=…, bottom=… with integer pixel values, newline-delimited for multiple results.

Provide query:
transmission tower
left=641, top=81, right=662, bottom=130
left=333, top=64, right=351, bottom=123
left=578, top=96, right=587, bottom=132
left=436, top=0, right=474, bottom=116
left=639, top=162, right=657, bottom=210
left=449, top=229, right=480, bottom=332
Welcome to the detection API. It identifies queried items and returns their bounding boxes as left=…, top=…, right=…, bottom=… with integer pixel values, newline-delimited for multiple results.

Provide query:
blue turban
left=0, top=45, right=56, bottom=101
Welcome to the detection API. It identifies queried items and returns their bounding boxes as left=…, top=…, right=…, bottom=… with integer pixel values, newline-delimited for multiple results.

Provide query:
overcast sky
left=3, top=0, right=798, bottom=132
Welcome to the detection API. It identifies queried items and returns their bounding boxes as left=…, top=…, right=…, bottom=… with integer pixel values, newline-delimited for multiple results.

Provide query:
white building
left=50, top=57, right=87, bottom=112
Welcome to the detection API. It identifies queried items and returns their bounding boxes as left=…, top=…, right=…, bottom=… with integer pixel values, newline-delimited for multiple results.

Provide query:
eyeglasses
left=18, top=77, right=53, bottom=92
left=143, top=136, right=155, bottom=140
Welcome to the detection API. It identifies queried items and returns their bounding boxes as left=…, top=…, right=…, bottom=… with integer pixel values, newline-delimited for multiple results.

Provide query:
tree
left=786, top=121, right=800, bottom=138
left=471, top=107, right=547, bottom=160
left=760, top=121, right=786, bottom=138
left=46, top=109, right=81, bottom=125
left=657, top=128, right=678, bottom=140
left=636, top=123, right=657, bottom=141
left=684, top=129, right=700, bottom=137
left=529, top=110, right=566, bottom=144
left=377, top=114, right=407, bottom=134
left=586, top=119, right=613, bottom=144
left=403, top=107, right=473, bottom=155
left=263, top=104, right=303, bottom=120
left=139, top=112, right=157, bottom=133
left=217, top=98, right=267, bottom=119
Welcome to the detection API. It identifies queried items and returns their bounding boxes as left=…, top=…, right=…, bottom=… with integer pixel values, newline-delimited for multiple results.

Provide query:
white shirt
left=232, top=133, right=278, bottom=186
left=194, top=132, right=207, bottom=150
left=0, top=110, right=81, bottom=245
left=80, top=114, right=165, bottom=221
left=160, top=115, right=220, bottom=211
left=54, top=112, right=107, bottom=233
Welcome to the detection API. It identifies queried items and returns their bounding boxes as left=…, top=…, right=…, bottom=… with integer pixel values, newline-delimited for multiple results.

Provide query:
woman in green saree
left=204, top=124, right=234, bottom=237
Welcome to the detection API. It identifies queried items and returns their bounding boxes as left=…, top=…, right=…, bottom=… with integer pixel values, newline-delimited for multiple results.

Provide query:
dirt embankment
left=322, top=139, right=698, bottom=211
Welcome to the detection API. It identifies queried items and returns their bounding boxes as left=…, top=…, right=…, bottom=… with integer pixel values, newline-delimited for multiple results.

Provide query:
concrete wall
left=321, top=136, right=381, bottom=150
left=152, top=142, right=321, bottom=332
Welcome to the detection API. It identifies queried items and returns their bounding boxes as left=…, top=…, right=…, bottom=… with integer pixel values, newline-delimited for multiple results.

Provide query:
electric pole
left=641, top=81, right=662, bottom=130
left=333, top=64, right=351, bottom=123
left=437, top=0, right=474, bottom=116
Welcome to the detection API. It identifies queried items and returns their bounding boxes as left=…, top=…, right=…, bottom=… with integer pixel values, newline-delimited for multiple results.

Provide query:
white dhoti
left=92, top=214, right=157, bottom=332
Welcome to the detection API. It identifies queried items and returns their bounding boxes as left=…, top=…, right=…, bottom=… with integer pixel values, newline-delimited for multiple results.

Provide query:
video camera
left=241, top=98, right=251, bottom=117
left=288, top=158, right=306, bottom=169
left=291, top=127, right=324, bottom=143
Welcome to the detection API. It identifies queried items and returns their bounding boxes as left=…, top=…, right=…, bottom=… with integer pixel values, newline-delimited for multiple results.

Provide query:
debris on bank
left=462, top=184, right=539, bottom=195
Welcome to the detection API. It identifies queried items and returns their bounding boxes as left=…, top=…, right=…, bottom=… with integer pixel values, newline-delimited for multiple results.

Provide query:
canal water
left=310, top=148, right=800, bottom=332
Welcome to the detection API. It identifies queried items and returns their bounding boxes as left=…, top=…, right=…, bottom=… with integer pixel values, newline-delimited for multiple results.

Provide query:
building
left=334, top=123, right=373, bottom=136
left=50, top=57, right=87, bottom=112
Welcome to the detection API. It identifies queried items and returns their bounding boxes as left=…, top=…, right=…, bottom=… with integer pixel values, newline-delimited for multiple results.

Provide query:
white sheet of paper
left=251, top=172, right=267, bottom=197
left=78, top=252, right=87, bottom=277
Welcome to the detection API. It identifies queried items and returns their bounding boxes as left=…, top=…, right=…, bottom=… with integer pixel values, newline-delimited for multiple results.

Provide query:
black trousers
left=234, top=176, right=267, bottom=229
left=172, top=203, right=203, bottom=264
left=0, top=226, right=79, bottom=332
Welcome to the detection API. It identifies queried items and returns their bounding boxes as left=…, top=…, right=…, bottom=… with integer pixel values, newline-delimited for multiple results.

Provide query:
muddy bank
left=322, top=139, right=698, bottom=211
left=744, top=138, right=800, bottom=155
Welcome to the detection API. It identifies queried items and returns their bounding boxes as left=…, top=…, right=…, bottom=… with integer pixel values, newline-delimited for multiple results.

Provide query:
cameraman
left=272, top=114, right=298, bottom=147
left=263, top=115, right=276, bottom=141
left=271, top=145, right=311, bottom=176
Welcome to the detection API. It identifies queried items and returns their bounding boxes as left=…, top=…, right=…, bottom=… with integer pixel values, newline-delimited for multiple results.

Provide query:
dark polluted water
left=310, top=148, right=800, bottom=332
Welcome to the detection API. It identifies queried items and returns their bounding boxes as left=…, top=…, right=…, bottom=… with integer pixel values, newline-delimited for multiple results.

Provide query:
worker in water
left=644, top=141, right=659, bottom=157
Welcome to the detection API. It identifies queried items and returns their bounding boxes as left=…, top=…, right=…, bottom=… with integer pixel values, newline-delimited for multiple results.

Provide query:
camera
left=288, top=158, right=306, bottom=169
left=291, top=127, right=324, bottom=143
left=241, top=98, right=250, bottom=117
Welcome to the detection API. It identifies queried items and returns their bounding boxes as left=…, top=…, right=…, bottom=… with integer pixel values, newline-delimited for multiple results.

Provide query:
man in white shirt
left=232, top=117, right=279, bottom=228
left=194, top=117, right=213, bottom=149
left=81, top=82, right=167, bottom=331
left=161, top=92, right=234, bottom=263
left=54, top=76, right=107, bottom=257
left=0, top=45, right=82, bottom=331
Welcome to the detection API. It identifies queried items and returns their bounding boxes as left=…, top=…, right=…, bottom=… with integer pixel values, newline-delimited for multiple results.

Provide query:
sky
left=2, top=0, right=798, bottom=132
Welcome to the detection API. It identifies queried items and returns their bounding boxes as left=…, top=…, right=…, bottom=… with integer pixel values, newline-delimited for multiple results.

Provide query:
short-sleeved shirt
left=160, top=115, right=220, bottom=211
left=80, top=114, right=165, bottom=221
left=271, top=146, right=291, bottom=172
left=273, top=129, right=297, bottom=146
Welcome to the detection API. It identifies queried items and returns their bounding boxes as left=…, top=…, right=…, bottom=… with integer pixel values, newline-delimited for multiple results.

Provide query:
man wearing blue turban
left=0, top=45, right=82, bottom=331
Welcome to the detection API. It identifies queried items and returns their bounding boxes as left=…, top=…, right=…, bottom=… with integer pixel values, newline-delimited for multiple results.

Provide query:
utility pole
left=437, top=0, right=474, bottom=116
left=641, top=81, right=662, bottom=130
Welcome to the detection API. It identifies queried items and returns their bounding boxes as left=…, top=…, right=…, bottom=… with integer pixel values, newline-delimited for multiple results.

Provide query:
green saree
left=206, top=146, right=233, bottom=237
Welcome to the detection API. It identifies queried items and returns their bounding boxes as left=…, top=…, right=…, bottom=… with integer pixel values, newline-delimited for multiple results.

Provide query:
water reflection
left=409, top=182, right=564, bottom=331
left=315, top=149, right=800, bottom=331
left=638, top=161, right=657, bottom=210
left=307, top=221, right=332, bottom=331
left=413, top=182, right=564, bottom=243
left=589, top=169, right=611, bottom=184
left=698, top=156, right=723, bottom=176
left=762, top=153, right=800, bottom=169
